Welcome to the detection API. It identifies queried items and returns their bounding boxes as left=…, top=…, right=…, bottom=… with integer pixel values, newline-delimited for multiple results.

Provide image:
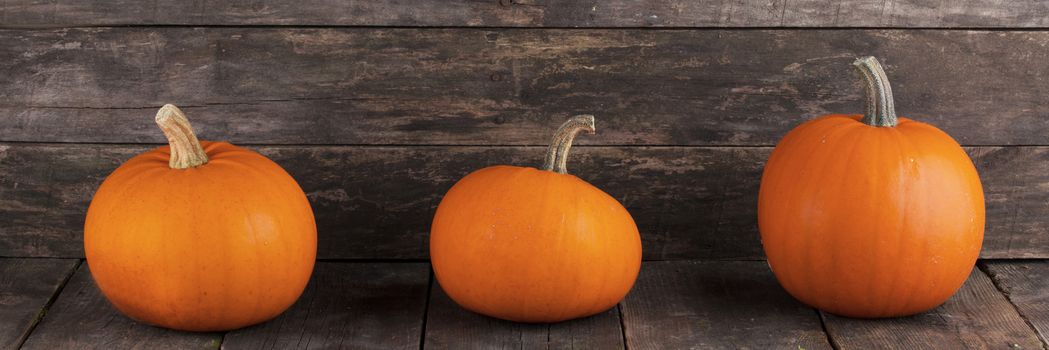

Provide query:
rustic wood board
left=982, top=261, right=1049, bottom=344
left=972, top=147, right=1049, bottom=258
left=3, top=0, right=1048, bottom=28
left=4, top=28, right=1049, bottom=146
left=0, top=258, right=78, bottom=349
left=424, top=281, right=625, bottom=349
left=20, top=264, right=223, bottom=350
left=0, top=143, right=767, bottom=260
left=620, top=261, right=831, bottom=349
left=223, top=262, right=430, bottom=350
left=3, top=143, right=1048, bottom=260
left=821, top=268, right=1043, bottom=349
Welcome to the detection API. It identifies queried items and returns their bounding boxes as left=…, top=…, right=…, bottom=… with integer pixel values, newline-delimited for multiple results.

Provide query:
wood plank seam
left=10, top=24, right=1049, bottom=30
left=816, top=311, right=842, bottom=350
left=979, top=262, right=1049, bottom=349
left=14, top=259, right=82, bottom=349
left=616, top=303, right=628, bottom=350
left=6, top=1, right=1049, bottom=30
left=418, top=267, right=434, bottom=350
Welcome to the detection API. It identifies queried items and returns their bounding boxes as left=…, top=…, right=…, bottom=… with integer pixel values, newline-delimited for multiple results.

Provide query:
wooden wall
left=2, top=1, right=1048, bottom=260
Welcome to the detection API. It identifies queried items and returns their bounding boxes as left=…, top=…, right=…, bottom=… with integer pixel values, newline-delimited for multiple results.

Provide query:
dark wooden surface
left=0, top=144, right=766, bottom=259
left=5, top=27, right=1049, bottom=261
left=3, top=28, right=1049, bottom=147
left=822, top=269, right=1043, bottom=349
left=3, top=1, right=1049, bottom=28
left=222, top=263, right=430, bottom=350
left=20, top=264, right=224, bottom=350
left=3, top=24, right=1049, bottom=262
left=3, top=2, right=1049, bottom=349
left=4, top=143, right=1049, bottom=260
left=5, top=260, right=1045, bottom=349
left=424, top=283, right=625, bottom=349
left=0, top=258, right=77, bottom=349
left=621, top=261, right=831, bottom=349
left=974, top=147, right=1049, bottom=259
left=983, top=261, right=1049, bottom=345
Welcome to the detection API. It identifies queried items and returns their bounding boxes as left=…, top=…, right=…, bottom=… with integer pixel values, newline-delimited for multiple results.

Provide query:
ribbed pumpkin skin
left=85, top=141, right=316, bottom=331
left=758, top=115, right=984, bottom=318
left=431, top=165, right=642, bottom=323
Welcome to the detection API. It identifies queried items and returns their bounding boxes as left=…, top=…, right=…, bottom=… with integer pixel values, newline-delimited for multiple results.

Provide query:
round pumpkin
left=758, top=57, right=984, bottom=318
left=430, top=115, right=642, bottom=323
left=84, top=104, right=316, bottom=331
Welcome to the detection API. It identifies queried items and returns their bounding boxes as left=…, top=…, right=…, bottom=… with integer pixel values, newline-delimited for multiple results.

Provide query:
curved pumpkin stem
left=853, top=56, right=898, bottom=127
left=155, top=104, right=209, bottom=169
left=541, top=115, right=595, bottom=174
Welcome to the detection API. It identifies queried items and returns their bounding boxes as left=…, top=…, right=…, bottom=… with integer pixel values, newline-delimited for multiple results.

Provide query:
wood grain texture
left=3, top=28, right=1049, bottom=146
left=620, top=261, right=831, bottom=349
left=2, top=0, right=1048, bottom=28
left=972, top=147, right=1049, bottom=259
left=19, top=264, right=223, bottom=350
left=0, top=143, right=767, bottom=260
left=424, top=282, right=624, bottom=349
left=4, top=143, right=1049, bottom=260
left=0, top=258, right=78, bottom=349
left=982, top=261, right=1049, bottom=345
left=822, top=269, right=1043, bottom=349
left=222, top=262, right=430, bottom=350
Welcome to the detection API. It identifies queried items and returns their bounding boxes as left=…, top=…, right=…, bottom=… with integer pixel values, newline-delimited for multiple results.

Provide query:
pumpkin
left=430, top=115, right=642, bottom=323
left=758, top=57, right=984, bottom=318
left=84, top=104, right=316, bottom=331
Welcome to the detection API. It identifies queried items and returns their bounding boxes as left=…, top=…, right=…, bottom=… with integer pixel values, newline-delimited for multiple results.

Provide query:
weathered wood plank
left=20, top=264, right=223, bottom=350
left=972, top=147, right=1049, bottom=259
left=0, top=143, right=766, bottom=260
left=3, top=28, right=1049, bottom=146
left=982, top=261, right=1049, bottom=345
left=3, top=144, right=1048, bottom=260
left=424, top=281, right=624, bottom=349
left=0, top=258, right=78, bottom=349
left=223, top=262, right=430, bottom=350
left=620, top=261, right=831, bottom=349
left=2, top=1, right=1048, bottom=28
left=822, top=268, right=1043, bottom=349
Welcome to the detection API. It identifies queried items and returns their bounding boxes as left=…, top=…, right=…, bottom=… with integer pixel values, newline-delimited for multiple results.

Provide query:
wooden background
left=3, top=1, right=1049, bottom=262
left=6, top=2, right=1049, bottom=350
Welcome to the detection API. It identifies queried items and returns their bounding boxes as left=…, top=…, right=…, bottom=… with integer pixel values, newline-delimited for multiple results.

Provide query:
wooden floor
left=0, top=258, right=1044, bottom=350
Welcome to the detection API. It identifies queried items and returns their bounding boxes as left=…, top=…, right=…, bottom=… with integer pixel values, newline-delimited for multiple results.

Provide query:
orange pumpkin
left=758, top=57, right=984, bottom=318
left=430, top=115, right=642, bottom=323
left=84, top=104, right=316, bottom=331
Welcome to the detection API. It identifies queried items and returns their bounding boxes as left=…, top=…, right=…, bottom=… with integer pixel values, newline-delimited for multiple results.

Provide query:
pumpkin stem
left=541, top=115, right=595, bottom=174
left=853, top=56, right=898, bottom=127
left=155, top=104, right=209, bottom=169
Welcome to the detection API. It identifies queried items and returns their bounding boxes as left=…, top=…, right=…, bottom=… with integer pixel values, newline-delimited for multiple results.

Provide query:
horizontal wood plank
left=3, top=28, right=1049, bottom=146
left=2, top=1, right=1048, bottom=28
left=0, top=143, right=767, bottom=260
left=424, top=281, right=625, bottom=349
left=2, top=143, right=1047, bottom=259
left=0, top=258, right=78, bottom=349
left=620, top=261, right=831, bottom=349
left=972, top=147, right=1049, bottom=258
left=821, top=268, right=1043, bottom=349
left=982, top=261, right=1049, bottom=345
left=20, top=264, right=223, bottom=350
left=222, top=262, right=430, bottom=350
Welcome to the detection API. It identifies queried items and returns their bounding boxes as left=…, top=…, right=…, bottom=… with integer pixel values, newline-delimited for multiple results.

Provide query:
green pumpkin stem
left=853, top=56, right=898, bottom=127
left=541, top=115, right=596, bottom=174
left=155, top=104, right=209, bottom=169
